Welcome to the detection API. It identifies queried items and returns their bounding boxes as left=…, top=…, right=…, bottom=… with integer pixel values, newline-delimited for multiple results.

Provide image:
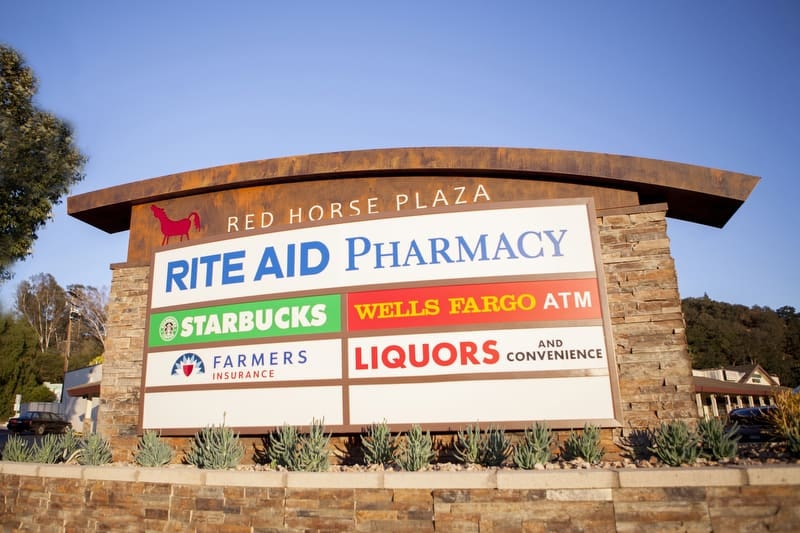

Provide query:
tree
left=0, top=312, right=39, bottom=419
left=14, top=273, right=105, bottom=373
left=24, top=384, right=57, bottom=402
left=683, top=296, right=800, bottom=387
left=777, top=306, right=800, bottom=386
left=0, top=45, right=86, bottom=281
left=15, top=272, right=66, bottom=353
left=66, top=283, right=108, bottom=352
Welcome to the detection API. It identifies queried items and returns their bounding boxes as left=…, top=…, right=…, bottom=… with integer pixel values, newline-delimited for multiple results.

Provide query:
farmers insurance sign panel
left=140, top=200, right=622, bottom=433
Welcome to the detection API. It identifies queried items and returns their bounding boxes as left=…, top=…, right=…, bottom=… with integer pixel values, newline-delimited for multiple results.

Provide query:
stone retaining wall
left=1, top=463, right=798, bottom=531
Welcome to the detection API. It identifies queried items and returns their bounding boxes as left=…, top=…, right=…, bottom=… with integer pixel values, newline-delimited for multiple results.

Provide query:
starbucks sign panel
left=140, top=199, right=622, bottom=434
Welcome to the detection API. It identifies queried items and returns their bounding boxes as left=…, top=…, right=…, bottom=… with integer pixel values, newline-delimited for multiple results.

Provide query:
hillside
left=683, top=296, right=800, bottom=387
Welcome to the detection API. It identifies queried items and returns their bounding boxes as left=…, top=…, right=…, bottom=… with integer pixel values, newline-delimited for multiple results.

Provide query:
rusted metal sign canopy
left=68, top=147, right=759, bottom=234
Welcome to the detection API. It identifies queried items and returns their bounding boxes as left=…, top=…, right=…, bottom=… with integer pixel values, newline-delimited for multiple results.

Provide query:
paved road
left=0, top=426, right=49, bottom=452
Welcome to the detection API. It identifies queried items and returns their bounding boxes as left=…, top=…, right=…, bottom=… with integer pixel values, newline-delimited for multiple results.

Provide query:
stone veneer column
left=97, top=264, right=149, bottom=461
left=598, top=206, right=698, bottom=434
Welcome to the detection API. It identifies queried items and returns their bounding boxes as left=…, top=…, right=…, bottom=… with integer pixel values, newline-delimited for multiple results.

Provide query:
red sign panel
left=347, top=278, right=601, bottom=331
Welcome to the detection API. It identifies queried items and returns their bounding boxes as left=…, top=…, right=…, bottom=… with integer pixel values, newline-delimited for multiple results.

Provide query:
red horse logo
left=151, top=205, right=202, bottom=245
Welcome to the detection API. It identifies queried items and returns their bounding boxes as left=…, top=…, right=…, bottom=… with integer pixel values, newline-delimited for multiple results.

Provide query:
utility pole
left=63, top=290, right=79, bottom=374
left=64, top=311, right=72, bottom=374
left=61, top=291, right=80, bottom=403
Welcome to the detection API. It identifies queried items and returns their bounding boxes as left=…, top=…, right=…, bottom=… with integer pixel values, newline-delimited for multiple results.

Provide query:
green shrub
left=616, top=428, right=654, bottom=461
left=266, top=421, right=331, bottom=471
left=185, top=424, right=243, bottom=469
left=396, top=424, right=435, bottom=471
left=453, top=424, right=483, bottom=464
left=787, top=425, right=800, bottom=457
left=294, top=419, right=330, bottom=472
left=698, top=417, right=739, bottom=460
left=481, top=426, right=511, bottom=467
left=453, top=424, right=510, bottom=467
left=513, top=422, right=554, bottom=469
left=2, top=434, right=31, bottom=462
left=23, top=385, right=57, bottom=402
left=134, top=431, right=174, bottom=467
left=78, top=433, right=112, bottom=465
left=361, top=420, right=397, bottom=466
left=562, top=424, right=604, bottom=464
left=768, top=390, right=800, bottom=455
left=59, top=429, right=82, bottom=463
left=268, top=423, right=300, bottom=469
left=1, top=431, right=82, bottom=464
left=31, top=434, right=62, bottom=464
left=649, top=421, right=700, bottom=466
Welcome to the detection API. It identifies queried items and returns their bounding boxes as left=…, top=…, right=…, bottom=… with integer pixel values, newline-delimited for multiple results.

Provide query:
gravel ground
left=230, top=442, right=799, bottom=472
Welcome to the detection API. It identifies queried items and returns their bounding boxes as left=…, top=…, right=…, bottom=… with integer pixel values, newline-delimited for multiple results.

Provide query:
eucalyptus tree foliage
left=13, top=274, right=107, bottom=366
left=0, top=45, right=86, bottom=281
left=66, top=284, right=109, bottom=352
left=15, top=273, right=66, bottom=353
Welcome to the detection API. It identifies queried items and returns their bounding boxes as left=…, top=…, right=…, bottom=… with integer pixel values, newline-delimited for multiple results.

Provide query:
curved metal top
left=67, top=146, right=759, bottom=232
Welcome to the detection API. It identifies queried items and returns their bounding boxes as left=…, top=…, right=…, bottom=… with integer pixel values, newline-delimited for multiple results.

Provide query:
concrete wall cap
left=205, top=469, right=285, bottom=488
left=744, top=465, right=800, bottom=486
left=3, top=462, right=800, bottom=489
left=384, top=470, right=497, bottom=489
left=0, top=462, right=41, bottom=477
left=497, top=469, right=619, bottom=489
left=617, top=467, right=746, bottom=487
left=135, top=465, right=205, bottom=485
left=81, top=465, right=139, bottom=482
left=287, top=471, right=384, bottom=489
left=35, top=463, right=82, bottom=479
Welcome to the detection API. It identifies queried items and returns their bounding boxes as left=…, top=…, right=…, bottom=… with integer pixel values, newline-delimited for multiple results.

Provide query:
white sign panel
left=349, top=377, right=615, bottom=425
left=141, top=387, right=344, bottom=430
left=348, top=326, right=609, bottom=379
left=141, top=200, right=621, bottom=434
left=149, top=203, right=596, bottom=309
left=144, top=339, right=342, bottom=387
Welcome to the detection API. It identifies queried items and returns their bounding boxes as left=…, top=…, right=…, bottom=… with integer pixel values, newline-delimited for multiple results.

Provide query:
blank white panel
left=348, top=377, right=614, bottom=426
left=142, top=386, right=343, bottom=429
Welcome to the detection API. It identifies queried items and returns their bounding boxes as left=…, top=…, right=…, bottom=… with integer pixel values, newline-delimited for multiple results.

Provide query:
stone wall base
left=1, top=463, right=798, bottom=531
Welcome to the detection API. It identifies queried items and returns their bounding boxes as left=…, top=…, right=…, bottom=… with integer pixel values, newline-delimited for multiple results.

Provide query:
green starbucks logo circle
left=159, top=316, right=179, bottom=342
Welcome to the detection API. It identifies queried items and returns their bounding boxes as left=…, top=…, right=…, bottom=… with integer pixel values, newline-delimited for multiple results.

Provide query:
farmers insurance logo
left=171, top=353, right=206, bottom=378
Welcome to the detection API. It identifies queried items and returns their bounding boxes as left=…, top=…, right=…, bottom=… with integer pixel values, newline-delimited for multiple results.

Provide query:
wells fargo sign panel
left=140, top=200, right=622, bottom=433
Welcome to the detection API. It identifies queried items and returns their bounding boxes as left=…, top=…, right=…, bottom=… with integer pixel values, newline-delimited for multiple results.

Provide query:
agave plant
left=562, top=424, right=604, bottom=464
left=185, top=424, right=243, bottom=469
left=361, top=420, right=398, bottom=466
left=395, top=425, right=435, bottom=471
left=513, top=422, right=554, bottom=469
left=134, top=430, right=174, bottom=467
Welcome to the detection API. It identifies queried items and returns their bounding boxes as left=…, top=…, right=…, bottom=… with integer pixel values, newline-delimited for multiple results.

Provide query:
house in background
left=62, top=364, right=102, bottom=434
left=693, top=363, right=783, bottom=418
left=18, top=364, right=104, bottom=434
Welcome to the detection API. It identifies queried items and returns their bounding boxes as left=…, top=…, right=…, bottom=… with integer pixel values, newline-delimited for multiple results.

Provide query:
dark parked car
left=7, top=411, right=72, bottom=435
left=727, top=385, right=800, bottom=441
left=727, top=405, right=776, bottom=441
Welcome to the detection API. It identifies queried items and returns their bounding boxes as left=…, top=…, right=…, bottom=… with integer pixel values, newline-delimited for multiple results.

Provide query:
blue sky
left=0, top=1, right=798, bottom=311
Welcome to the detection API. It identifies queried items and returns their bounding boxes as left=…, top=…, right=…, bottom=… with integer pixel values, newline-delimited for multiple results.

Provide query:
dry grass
left=768, top=389, right=800, bottom=438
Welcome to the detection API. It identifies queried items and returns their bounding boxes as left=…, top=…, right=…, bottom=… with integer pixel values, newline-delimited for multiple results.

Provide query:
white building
left=692, top=364, right=782, bottom=418
left=62, top=364, right=102, bottom=433
left=18, top=364, right=104, bottom=433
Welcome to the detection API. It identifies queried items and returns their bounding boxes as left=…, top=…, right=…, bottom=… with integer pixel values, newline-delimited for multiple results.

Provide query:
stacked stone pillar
left=598, top=204, right=697, bottom=437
